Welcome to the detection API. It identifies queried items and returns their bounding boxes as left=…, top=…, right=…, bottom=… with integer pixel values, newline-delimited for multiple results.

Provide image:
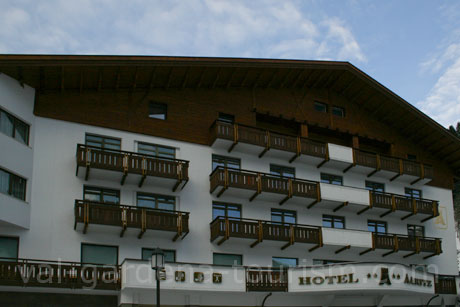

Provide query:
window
left=270, top=164, right=295, bottom=178
left=142, top=248, right=175, bottom=263
left=85, top=134, right=121, bottom=151
left=0, top=108, right=29, bottom=145
left=213, top=253, right=242, bottom=266
left=407, top=154, right=417, bottom=161
left=368, top=220, right=387, bottom=234
left=212, top=154, right=241, bottom=171
left=405, top=188, right=422, bottom=199
left=365, top=181, right=385, bottom=193
left=407, top=225, right=424, bottom=237
left=0, top=237, right=18, bottom=260
left=218, top=112, right=235, bottom=123
left=313, top=259, right=348, bottom=265
left=138, top=142, right=175, bottom=159
left=271, top=209, right=296, bottom=225
left=332, top=106, right=345, bottom=117
left=212, top=202, right=241, bottom=220
left=322, top=215, right=345, bottom=229
left=272, top=257, right=298, bottom=268
left=84, top=186, right=120, bottom=204
left=314, top=101, right=328, bottom=113
left=81, top=244, right=118, bottom=265
left=137, top=193, right=175, bottom=211
left=320, top=173, right=343, bottom=186
left=149, top=102, right=167, bottom=120
left=0, top=168, right=26, bottom=201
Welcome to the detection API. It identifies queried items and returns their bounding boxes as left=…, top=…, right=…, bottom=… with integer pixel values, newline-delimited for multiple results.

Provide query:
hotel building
left=0, top=55, right=459, bottom=306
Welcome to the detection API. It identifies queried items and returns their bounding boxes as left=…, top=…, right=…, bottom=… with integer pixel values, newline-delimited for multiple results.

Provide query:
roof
left=0, top=54, right=459, bottom=175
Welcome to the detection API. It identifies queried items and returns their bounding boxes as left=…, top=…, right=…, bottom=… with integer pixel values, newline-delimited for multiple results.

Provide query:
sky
left=0, top=0, right=459, bottom=128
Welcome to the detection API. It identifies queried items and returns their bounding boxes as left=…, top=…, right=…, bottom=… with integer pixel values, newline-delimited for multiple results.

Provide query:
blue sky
left=0, top=0, right=459, bottom=127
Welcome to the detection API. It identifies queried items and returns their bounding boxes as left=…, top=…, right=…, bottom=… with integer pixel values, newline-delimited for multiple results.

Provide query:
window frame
left=332, top=106, right=345, bottom=118
left=136, top=192, right=176, bottom=211
left=270, top=164, right=295, bottom=178
left=213, top=253, right=243, bottom=266
left=365, top=181, right=385, bottom=193
left=212, top=154, right=241, bottom=171
left=85, top=133, right=121, bottom=151
left=149, top=102, right=167, bottom=120
left=0, top=236, right=19, bottom=260
left=137, top=142, right=176, bottom=159
left=80, top=243, right=119, bottom=265
left=405, top=188, right=422, bottom=199
left=83, top=186, right=120, bottom=204
left=271, top=208, right=297, bottom=225
left=218, top=112, right=235, bottom=123
left=322, top=215, right=345, bottom=229
left=141, top=248, right=176, bottom=263
left=314, top=101, right=328, bottom=113
left=407, top=224, right=425, bottom=237
left=320, top=173, right=343, bottom=186
left=0, top=107, right=30, bottom=145
left=0, top=167, right=27, bottom=201
left=272, top=257, right=298, bottom=268
left=367, top=220, right=388, bottom=234
left=212, top=202, right=242, bottom=220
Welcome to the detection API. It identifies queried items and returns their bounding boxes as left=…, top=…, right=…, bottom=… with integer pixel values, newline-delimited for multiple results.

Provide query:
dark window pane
left=81, top=244, right=117, bottom=265
left=407, top=154, right=417, bottom=161
left=218, top=113, right=234, bottom=123
left=322, top=215, right=345, bottom=229
left=14, top=120, right=29, bottom=144
left=212, top=155, right=240, bottom=171
left=149, top=102, right=167, bottom=120
left=314, top=101, right=328, bottom=113
left=0, top=168, right=26, bottom=201
left=137, top=193, right=175, bottom=211
left=0, top=169, right=10, bottom=195
left=365, top=181, right=385, bottom=192
left=271, top=209, right=296, bottom=225
left=405, top=188, right=422, bottom=199
left=85, top=134, right=121, bottom=150
left=213, top=202, right=241, bottom=220
left=0, top=109, right=29, bottom=145
left=332, top=106, right=345, bottom=117
left=0, top=237, right=18, bottom=259
left=408, top=225, right=424, bottom=237
left=142, top=249, right=175, bottom=263
left=0, top=111, right=14, bottom=137
left=270, top=165, right=295, bottom=178
left=272, top=257, right=297, bottom=268
left=138, top=142, right=175, bottom=159
left=84, top=186, right=120, bottom=204
left=213, top=253, right=242, bottom=266
left=321, top=173, right=343, bottom=186
left=368, top=220, right=387, bottom=234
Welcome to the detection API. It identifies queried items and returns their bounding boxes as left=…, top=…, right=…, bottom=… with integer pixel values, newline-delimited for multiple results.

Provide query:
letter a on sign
left=379, top=268, right=391, bottom=286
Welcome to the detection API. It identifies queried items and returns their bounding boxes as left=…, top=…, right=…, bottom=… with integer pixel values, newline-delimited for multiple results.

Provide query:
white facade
left=0, top=72, right=459, bottom=305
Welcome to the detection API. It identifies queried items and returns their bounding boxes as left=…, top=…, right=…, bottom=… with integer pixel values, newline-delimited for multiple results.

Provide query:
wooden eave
left=0, top=54, right=459, bottom=175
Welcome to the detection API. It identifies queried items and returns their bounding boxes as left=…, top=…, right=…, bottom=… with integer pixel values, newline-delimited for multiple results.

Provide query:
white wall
left=0, top=73, right=35, bottom=229
left=0, top=113, right=456, bottom=275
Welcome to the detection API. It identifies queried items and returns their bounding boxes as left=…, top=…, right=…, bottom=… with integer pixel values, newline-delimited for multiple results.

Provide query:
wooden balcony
left=246, top=268, right=288, bottom=292
left=363, top=191, right=439, bottom=222
left=76, top=144, right=189, bottom=191
left=74, top=200, right=189, bottom=241
left=210, top=217, right=321, bottom=250
left=349, top=149, right=434, bottom=185
left=0, top=258, right=120, bottom=290
left=434, top=275, right=457, bottom=294
left=210, top=120, right=327, bottom=163
left=360, top=233, right=442, bottom=259
left=210, top=167, right=319, bottom=205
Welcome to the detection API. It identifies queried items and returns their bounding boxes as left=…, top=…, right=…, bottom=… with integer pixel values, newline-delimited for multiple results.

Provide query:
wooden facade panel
left=34, top=86, right=453, bottom=189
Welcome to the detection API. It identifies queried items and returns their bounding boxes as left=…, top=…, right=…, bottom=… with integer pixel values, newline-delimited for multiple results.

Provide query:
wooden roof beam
left=148, top=68, right=156, bottom=90
left=211, top=68, right=222, bottom=89
left=196, top=67, right=207, bottom=88
left=181, top=67, right=190, bottom=89
left=337, top=75, right=357, bottom=95
left=59, top=67, right=64, bottom=92
left=240, top=68, right=252, bottom=87
left=290, top=69, right=307, bottom=88
left=39, top=66, right=45, bottom=93
left=252, top=69, right=265, bottom=89
left=16, top=66, right=24, bottom=88
left=97, top=67, right=103, bottom=91
left=307, top=70, right=326, bottom=88
left=165, top=67, right=174, bottom=89
left=277, top=69, right=293, bottom=88
left=444, top=147, right=460, bottom=160
left=131, top=67, right=139, bottom=91
left=226, top=68, right=238, bottom=89
left=114, top=66, right=121, bottom=90
left=265, top=69, right=279, bottom=88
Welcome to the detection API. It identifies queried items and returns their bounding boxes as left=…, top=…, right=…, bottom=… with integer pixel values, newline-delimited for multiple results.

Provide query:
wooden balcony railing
left=434, top=275, right=457, bottom=294
left=353, top=149, right=433, bottom=184
left=76, top=144, right=189, bottom=191
left=369, top=233, right=442, bottom=259
left=246, top=268, right=288, bottom=292
left=211, top=120, right=327, bottom=162
left=74, top=200, right=189, bottom=241
left=210, top=166, right=319, bottom=204
left=210, top=217, right=321, bottom=250
left=0, top=258, right=120, bottom=290
left=369, top=191, right=439, bottom=222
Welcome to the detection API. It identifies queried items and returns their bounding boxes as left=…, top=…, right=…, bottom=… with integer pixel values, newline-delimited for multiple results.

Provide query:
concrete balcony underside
left=210, top=168, right=439, bottom=223
left=76, top=144, right=189, bottom=191
left=74, top=200, right=189, bottom=241
left=209, top=217, right=442, bottom=259
left=210, top=120, right=433, bottom=186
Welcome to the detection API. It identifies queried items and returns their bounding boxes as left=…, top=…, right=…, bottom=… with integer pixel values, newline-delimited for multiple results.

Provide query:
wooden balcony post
left=259, top=130, right=270, bottom=158
left=357, top=191, right=372, bottom=215
left=390, top=159, right=403, bottom=181
left=251, top=221, right=264, bottom=248
left=138, top=157, right=147, bottom=188
left=415, top=237, right=420, bottom=254
left=172, top=163, right=184, bottom=192
left=83, top=202, right=89, bottom=234
left=316, top=144, right=329, bottom=168
left=307, top=184, right=322, bottom=209
left=289, top=137, right=302, bottom=163
left=121, top=154, right=129, bottom=185
left=84, top=147, right=91, bottom=181
left=228, top=123, right=239, bottom=153
left=250, top=173, right=262, bottom=202
left=120, top=207, right=127, bottom=237
left=138, top=209, right=146, bottom=239
left=173, top=214, right=183, bottom=242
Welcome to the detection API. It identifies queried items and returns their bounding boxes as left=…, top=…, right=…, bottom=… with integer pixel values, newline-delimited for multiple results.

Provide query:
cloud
left=0, top=0, right=366, bottom=63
